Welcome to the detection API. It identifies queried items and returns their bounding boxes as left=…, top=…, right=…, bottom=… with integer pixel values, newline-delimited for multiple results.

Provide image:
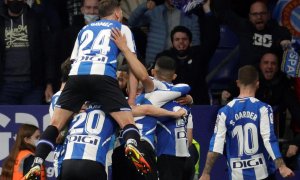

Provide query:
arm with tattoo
left=199, top=151, right=221, bottom=180
left=202, top=151, right=220, bottom=174
left=274, top=158, right=286, bottom=169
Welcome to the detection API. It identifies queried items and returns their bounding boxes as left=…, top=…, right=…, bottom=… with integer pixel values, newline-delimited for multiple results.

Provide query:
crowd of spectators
left=0, top=0, right=299, bottom=171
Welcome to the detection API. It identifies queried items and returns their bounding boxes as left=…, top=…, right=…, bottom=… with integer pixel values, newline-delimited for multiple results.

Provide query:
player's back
left=69, top=19, right=135, bottom=78
left=211, top=97, right=281, bottom=180
left=156, top=101, right=190, bottom=157
left=134, top=81, right=190, bottom=149
left=63, top=104, right=117, bottom=166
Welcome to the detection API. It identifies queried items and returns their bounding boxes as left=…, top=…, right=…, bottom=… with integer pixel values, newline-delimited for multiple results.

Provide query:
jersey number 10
left=232, top=123, right=259, bottom=156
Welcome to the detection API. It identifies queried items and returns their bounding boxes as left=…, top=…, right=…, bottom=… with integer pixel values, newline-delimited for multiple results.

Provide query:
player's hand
left=221, top=90, right=231, bottom=102
left=44, top=83, right=53, bottom=103
left=279, top=165, right=295, bottom=178
left=199, top=173, right=210, bottom=180
left=280, top=40, right=291, bottom=50
left=202, top=0, right=211, bottom=13
left=176, top=95, right=193, bottom=105
left=146, top=0, right=156, bottom=10
left=172, top=108, right=187, bottom=118
left=286, top=145, right=299, bottom=158
left=111, top=28, right=129, bottom=52
left=22, top=165, right=41, bottom=180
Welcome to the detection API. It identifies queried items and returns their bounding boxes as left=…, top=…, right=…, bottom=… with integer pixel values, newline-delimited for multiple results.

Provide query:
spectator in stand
left=27, top=0, right=64, bottom=96
left=60, top=0, right=99, bottom=66
left=0, top=0, right=56, bottom=104
left=222, top=51, right=300, bottom=143
left=0, top=124, right=45, bottom=180
left=214, top=0, right=291, bottom=69
left=128, top=0, right=200, bottom=66
left=155, top=0, right=219, bottom=104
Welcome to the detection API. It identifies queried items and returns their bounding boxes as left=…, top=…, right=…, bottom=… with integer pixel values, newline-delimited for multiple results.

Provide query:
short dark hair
left=260, top=50, right=279, bottom=62
left=238, top=65, right=258, bottom=86
left=249, top=0, right=269, bottom=13
left=155, top=56, right=177, bottom=71
left=98, top=0, right=120, bottom=18
left=170, top=26, right=192, bottom=43
left=61, top=58, right=72, bottom=82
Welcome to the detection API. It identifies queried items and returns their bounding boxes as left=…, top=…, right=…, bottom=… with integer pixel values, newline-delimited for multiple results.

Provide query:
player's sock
left=122, top=124, right=140, bottom=142
left=35, top=125, right=59, bottom=161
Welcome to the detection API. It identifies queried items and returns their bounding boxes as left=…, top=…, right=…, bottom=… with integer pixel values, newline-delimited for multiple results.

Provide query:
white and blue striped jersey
left=133, top=80, right=190, bottom=148
left=63, top=104, right=117, bottom=166
left=69, top=19, right=135, bottom=78
left=209, top=97, right=282, bottom=180
left=140, top=78, right=191, bottom=107
left=156, top=101, right=191, bottom=157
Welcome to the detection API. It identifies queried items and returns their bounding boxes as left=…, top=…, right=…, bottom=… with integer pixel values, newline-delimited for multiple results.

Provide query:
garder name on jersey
left=235, top=111, right=258, bottom=121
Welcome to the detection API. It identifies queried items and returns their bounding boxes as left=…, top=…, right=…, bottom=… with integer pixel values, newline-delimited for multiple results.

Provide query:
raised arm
left=111, top=28, right=154, bottom=93
left=200, top=0, right=220, bottom=57
left=127, top=2, right=153, bottom=28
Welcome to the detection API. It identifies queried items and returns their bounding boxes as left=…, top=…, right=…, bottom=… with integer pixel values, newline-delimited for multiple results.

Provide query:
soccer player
left=199, top=65, right=294, bottom=180
left=156, top=101, right=192, bottom=180
left=50, top=58, right=182, bottom=179
left=24, top=0, right=153, bottom=179
left=149, top=56, right=192, bottom=180
left=107, top=49, right=191, bottom=179
left=60, top=101, right=117, bottom=180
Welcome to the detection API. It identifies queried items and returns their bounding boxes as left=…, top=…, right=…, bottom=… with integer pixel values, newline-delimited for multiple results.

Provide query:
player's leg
left=112, top=145, right=136, bottom=180
left=95, top=76, right=152, bottom=174
left=24, top=76, right=86, bottom=180
left=157, top=155, right=186, bottom=180
left=110, top=111, right=151, bottom=174
left=61, top=159, right=107, bottom=180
